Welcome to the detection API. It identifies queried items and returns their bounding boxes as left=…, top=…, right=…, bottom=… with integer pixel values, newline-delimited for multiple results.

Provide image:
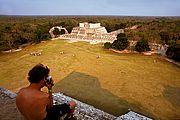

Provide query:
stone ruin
left=50, top=22, right=124, bottom=44
left=0, top=87, right=152, bottom=120
left=49, top=23, right=168, bottom=57
left=53, top=93, right=152, bottom=120
left=49, top=26, right=69, bottom=38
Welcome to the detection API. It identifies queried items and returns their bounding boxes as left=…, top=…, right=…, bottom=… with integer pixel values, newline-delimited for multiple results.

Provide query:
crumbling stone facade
left=51, top=22, right=124, bottom=44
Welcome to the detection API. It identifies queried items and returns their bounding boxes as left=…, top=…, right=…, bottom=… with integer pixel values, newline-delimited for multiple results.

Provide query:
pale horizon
left=0, top=0, right=180, bottom=16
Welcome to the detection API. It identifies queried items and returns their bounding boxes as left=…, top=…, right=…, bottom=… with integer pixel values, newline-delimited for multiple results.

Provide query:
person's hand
left=45, top=79, right=54, bottom=90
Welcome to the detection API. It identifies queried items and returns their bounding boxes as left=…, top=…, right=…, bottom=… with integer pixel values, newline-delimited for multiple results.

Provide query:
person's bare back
left=16, top=86, right=50, bottom=120
left=16, top=64, right=76, bottom=120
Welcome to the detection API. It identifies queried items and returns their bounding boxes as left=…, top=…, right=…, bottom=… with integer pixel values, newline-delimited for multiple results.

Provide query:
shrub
left=104, top=42, right=112, bottom=49
left=166, top=44, right=180, bottom=61
left=135, top=39, right=151, bottom=52
left=111, top=33, right=129, bottom=50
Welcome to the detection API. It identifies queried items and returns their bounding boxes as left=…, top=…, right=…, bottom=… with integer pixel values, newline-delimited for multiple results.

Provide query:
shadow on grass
left=54, top=71, right=153, bottom=118
left=163, top=85, right=180, bottom=107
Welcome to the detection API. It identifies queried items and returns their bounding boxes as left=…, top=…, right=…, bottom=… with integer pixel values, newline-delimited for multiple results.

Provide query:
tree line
left=104, top=33, right=150, bottom=53
left=104, top=32, right=180, bottom=61
left=0, top=16, right=179, bottom=52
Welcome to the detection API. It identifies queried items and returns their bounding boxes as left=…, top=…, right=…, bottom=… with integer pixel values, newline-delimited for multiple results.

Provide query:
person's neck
left=29, top=83, right=42, bottom=90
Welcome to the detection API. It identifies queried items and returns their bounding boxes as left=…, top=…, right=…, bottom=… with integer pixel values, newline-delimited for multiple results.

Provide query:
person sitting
left=16, top=64, right=76, bottom=120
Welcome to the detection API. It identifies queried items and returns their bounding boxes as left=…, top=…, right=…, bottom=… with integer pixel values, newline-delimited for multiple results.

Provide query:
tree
left=168, top=40, right=176, bottom=47
left=166, top=43, right=180, bottom=61
left=0, top=32, right=5, bottom=51
left=104, top=42, right=112, bottom=49
left=118, top=33, right=126, bottom=38
left=135, top=39, right=151, bottom=52
left=159, top=32, right=170, bottom=44
left=12, top=32, right=21, bottom=48
left=111, top=33, right=129, bottom=50
left=64, top=19, right=78, bottom=33
left=115, top=23, right=126, bottom=29
left=34, top=28, right=43, bottom=43
left=34, top=25, right=50, bottom=43
left=102, top=21, right=114, bottom=32
left=52, top=28, right=61, bottom=37
left=3, top=33, right=14, bottom=50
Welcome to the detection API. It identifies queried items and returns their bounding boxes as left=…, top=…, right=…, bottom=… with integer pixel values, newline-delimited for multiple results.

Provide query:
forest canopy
left=0, top=16, right=179, bottom=51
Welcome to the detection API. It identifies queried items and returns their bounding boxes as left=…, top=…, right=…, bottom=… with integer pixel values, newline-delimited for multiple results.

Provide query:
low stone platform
left=0, top=87, right=152, bottom=120
left=53, top=93, right=116, bottom=120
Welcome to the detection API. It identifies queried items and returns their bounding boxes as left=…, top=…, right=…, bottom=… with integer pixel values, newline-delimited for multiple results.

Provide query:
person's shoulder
left=16, top=87, right=28, bottom=102
left=17, top=87, right=27, bottom=95
left=39, top=91, right=49, bottom=99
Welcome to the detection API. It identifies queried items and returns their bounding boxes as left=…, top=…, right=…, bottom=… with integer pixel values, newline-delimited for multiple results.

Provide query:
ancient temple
left=57, top=22, right=124, bottom=44
left=71, top=22, right=108, bottom=35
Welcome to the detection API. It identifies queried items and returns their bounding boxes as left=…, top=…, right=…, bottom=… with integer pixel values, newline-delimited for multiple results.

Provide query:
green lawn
left=0, top=39, right=180, bottom=120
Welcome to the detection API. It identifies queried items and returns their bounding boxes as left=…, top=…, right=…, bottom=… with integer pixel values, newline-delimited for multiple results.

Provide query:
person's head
left=28, top=64, right=50, bottom=84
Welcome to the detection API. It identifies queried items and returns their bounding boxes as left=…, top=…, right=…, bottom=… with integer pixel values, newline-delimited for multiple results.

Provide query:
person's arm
left=45, top=79, right=54, bottom=109
left=48, top=88, right=53, bottom=108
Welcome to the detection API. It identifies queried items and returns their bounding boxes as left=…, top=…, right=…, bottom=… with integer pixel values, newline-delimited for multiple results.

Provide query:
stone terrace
left=0, top=87, right=152, bottom=120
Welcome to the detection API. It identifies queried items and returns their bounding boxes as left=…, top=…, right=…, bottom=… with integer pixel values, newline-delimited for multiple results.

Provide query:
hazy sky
left=0, top=0, right=180, bottom=16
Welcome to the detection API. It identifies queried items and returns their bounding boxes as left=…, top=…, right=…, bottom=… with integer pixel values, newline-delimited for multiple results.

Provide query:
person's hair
left=28, top=64, right=50, bottom=83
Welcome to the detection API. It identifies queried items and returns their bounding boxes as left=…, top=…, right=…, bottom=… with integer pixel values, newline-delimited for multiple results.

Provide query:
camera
left=45, top=76, right=54, bottom=86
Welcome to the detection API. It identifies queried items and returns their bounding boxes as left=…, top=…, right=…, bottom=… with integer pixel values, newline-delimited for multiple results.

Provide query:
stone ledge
left=0, top=87, right=152, bottom=120
left=53, top=93, right=116, bottom=120
left=53, top=93, right=152, bottom=120
left=0, top=87, right=17, bottom=98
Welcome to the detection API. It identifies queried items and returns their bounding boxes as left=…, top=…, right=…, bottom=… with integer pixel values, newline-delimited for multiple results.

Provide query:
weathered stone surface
left=51, top=22, right=124, bottom=43
left=53, top=93, right=116, bottom=120
left=0, top=88, right=23, bottom=120
left=0, top=88, right=152, bottom=120
left=0, top=87, right=17, bottom=98
left=117, top=111, right=152, bottom=120
left=53, top=93, right=152, bottom=120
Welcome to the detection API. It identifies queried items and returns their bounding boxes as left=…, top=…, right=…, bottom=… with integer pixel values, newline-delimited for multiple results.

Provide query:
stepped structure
left=51, top=22, right=124, bottom=44
left=0, top=87, right=152, bottom=120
